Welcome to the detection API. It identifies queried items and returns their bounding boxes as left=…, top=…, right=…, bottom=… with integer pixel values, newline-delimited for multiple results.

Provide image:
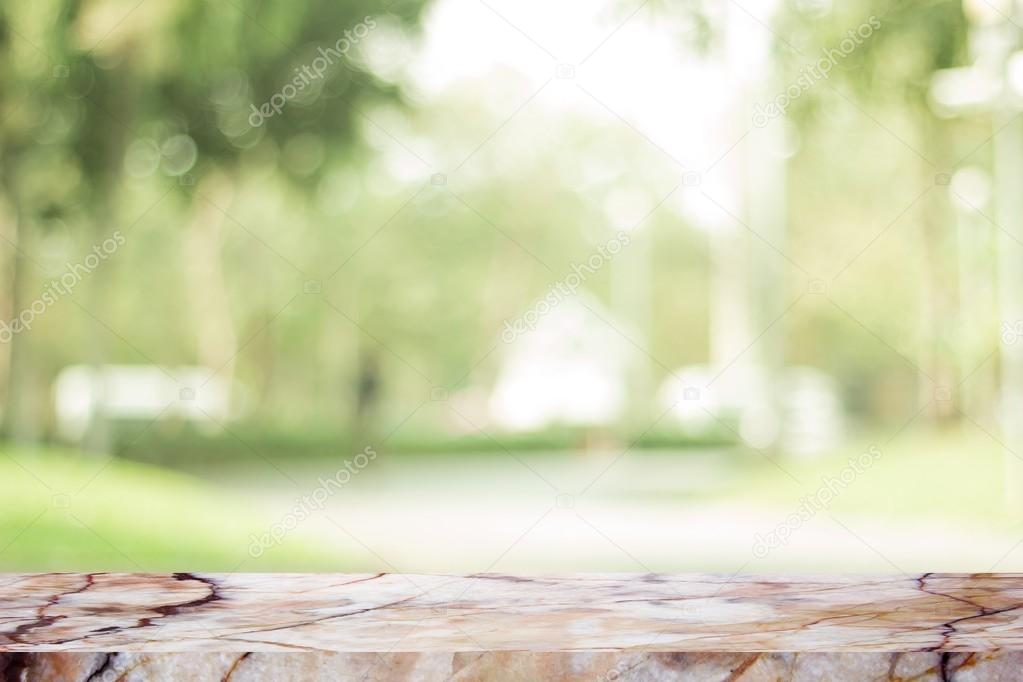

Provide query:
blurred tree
left=0, top=0, right=84, bottom=444
left=0, top=0, right=428, bottom=449
left=778, top=0, right=969, bottom=422
left=0, top=0, right=999, bottom=457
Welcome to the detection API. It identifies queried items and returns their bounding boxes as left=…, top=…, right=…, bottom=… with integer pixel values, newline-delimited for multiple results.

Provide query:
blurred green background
left=2, top=0, right=1023, bottom=573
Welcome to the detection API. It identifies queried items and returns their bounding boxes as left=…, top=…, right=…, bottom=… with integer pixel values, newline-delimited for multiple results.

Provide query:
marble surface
left=3, top=573, right=1023, bottom=652
left=4, top=652, right=1023, bottom=681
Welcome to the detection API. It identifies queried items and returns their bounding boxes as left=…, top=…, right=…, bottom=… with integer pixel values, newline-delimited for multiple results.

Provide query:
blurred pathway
left=203, top=450, right=1023, bottom=573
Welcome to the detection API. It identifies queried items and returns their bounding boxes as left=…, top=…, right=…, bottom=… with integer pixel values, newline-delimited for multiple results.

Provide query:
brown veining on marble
left=3, top=573, right=1023, bottom=652
left=3, top=651, right=1023, bottom=681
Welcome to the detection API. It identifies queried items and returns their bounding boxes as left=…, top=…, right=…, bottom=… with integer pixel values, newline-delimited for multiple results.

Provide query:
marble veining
left=3, top=573, right=1023, bottom=652
left=4, top=651, right=1023, bottom=681
left=6, top=650, right=1023, bottom=682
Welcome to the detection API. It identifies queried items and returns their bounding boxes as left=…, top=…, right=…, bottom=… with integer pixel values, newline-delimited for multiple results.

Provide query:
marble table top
left=3, top=572, right=1023, bottom=653
left=5, top=651, right=1023, bottom=681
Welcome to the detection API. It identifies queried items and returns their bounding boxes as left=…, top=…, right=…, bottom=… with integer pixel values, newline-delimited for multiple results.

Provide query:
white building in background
left=488, top=295, right=632, bottom=431
left=54, top=365, right=231, bottom=442
left=658, top=365, right=845, bottom=458
left=779, top=367, right=846, bottom=458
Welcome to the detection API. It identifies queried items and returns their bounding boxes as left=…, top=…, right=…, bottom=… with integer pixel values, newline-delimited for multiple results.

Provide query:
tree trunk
left=0, top=197, right=41, bottom=443
left=994, top=110, right=1023, bottom=511
left=918, top=115, right=959, bottom=421
left=183, top=172, right=239, bottom=395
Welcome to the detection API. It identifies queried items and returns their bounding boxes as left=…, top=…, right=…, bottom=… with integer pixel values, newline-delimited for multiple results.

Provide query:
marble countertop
left=5, top=651, right=1023, bottom=681
left=3, top=572, right=1023, bottom=653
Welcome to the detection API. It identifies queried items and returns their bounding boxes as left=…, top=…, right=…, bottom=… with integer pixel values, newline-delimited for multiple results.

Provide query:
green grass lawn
left=717, top=425, right=1019, bottom=526
left=0, top=446, right=354, bottom=571
left=3, top=426, right=1016, bottom=571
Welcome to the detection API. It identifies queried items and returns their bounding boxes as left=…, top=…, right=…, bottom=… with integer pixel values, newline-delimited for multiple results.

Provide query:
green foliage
left=0, top=0, right=994, bottom=451
left=0, top=446, right=352, bottom=569
left=115, top=420, right=733, bottom=466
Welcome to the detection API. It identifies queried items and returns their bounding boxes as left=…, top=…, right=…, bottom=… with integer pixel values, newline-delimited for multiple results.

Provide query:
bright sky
left=357, top=0, right=786, bottom=227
